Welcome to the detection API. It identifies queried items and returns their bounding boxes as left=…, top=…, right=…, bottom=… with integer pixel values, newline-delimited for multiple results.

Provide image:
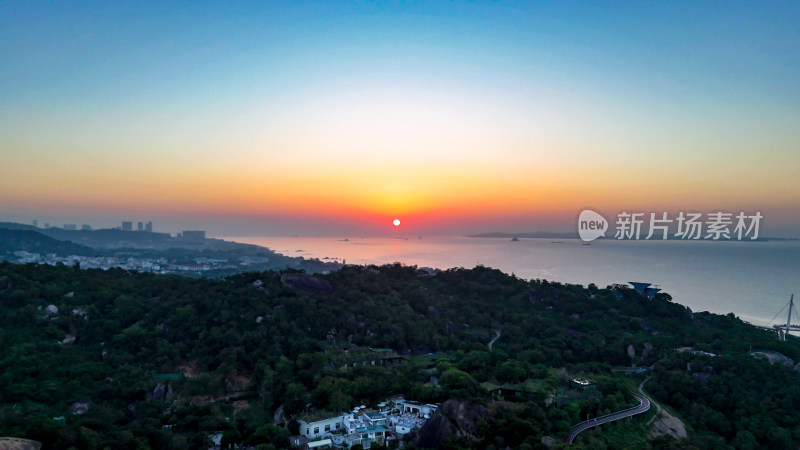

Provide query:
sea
left=222, top=236, right=800, bottom=328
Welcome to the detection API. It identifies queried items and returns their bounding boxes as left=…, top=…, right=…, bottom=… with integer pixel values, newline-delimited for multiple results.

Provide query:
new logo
left=578, top=209, right=608, bottom=242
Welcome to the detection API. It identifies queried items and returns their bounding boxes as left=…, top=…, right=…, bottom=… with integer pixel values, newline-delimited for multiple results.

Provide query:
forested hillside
left=0, top=229, right=96, bottom=256
left=0, top=262, right=798, bottom=449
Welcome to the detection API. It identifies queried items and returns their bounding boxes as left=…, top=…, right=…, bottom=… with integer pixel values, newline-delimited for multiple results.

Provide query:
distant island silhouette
left=468, top=231, right=577, bottom=239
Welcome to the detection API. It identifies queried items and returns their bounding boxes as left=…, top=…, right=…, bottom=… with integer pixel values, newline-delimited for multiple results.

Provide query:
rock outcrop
left=280, top=273, right=332, bottom=294
left=415, top=399, right=489, bottom=448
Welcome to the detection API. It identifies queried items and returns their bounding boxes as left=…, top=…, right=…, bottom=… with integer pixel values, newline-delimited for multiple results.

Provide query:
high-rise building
left=122, top=221, right=133, bottom=231
left=32, top=219, right=38, bottom=228
left=137, top=221, right=144, bottom=232
left=63, top=224, right=77, bottom=230
left=81, top=224, right=92, bottom=231
left=145, top=221, right=153, bottom=232
left=44, top=222, right=50, bottom=229
left=182, top=230, right=206, bottom=240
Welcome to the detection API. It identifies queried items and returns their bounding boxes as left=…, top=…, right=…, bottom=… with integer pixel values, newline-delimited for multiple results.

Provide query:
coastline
left=220, top=235, right=799, bottom=329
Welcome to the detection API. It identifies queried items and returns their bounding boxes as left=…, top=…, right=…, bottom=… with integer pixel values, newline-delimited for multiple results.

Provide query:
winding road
left=566, top=392, right=651, bottom=444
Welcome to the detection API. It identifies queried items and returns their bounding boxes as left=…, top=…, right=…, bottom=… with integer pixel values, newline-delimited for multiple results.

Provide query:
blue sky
left=4, top=2, right=797, bottom=106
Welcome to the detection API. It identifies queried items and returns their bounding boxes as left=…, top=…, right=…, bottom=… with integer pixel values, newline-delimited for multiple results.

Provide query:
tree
left=283, top=383, right=308, bottom=414
left=495, top=360, right=526, bottom=383
left=440, top=368, right=482, bottom=400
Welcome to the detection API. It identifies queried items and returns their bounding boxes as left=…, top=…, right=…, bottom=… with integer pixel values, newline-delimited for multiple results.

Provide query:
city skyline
left=2, top=2, right=798, bottom=237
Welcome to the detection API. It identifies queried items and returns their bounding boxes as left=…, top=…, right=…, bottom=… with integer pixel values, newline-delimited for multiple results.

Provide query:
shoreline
left=219, top=235, right=796, bottom=330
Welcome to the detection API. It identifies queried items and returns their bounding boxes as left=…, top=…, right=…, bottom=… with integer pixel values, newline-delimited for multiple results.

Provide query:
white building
left=363, top=412, right=387, bottom=427
left=395, top=400, right=438, bottom=418
left=344, top=426, right=387, bottom=449
left=297, top=414, right=345, bottom=439
left=395, top=419, right=415, bottom=434
left=296, top=411, right=390, bottom=448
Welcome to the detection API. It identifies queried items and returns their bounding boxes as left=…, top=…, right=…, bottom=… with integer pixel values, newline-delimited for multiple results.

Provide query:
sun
left=393, top=219, right=401, bottom=227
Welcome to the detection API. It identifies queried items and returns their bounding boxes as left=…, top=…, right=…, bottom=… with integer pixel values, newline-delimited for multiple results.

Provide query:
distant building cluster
left=33, top=219, right=91, bottom=230
left=30, top=219, right=153, bottom=233
left=121, top=221, right=153, bottom=232
left=180, top=230, right=205, bottom=240
left=8, top=251, right=258, bottom=274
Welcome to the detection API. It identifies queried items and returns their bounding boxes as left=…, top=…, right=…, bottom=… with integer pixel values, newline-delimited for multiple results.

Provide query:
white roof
left=308, top=439, right=333, bottom=448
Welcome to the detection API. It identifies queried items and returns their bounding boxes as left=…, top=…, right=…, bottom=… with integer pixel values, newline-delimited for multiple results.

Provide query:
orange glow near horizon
left=3, top=152, right=798, bottom=235
left=3, top=70, right=799, bottom=235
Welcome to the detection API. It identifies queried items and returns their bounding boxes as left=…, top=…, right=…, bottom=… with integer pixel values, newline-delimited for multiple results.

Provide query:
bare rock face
left=415, top=399, right=489, bottom=448
left=158, top=321, right=171, bottom=338
left=528, top=288, right=544, bottom=304
left=642, top=342, right=653, bottom=360
left=566, top=329, right=581, bottom=339
left=146, top=383, right=169, bottom=401
left=280, top=273, right=332, bottom=294
left=70, top=401, right=91, bottom=415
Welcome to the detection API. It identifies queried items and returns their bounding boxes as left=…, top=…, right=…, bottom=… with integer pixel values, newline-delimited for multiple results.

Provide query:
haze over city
left=2, top=2, right=798, bottom=237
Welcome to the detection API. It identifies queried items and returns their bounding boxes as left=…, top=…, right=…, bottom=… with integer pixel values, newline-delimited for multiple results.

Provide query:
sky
left=1, top=2, right=799, bottom=237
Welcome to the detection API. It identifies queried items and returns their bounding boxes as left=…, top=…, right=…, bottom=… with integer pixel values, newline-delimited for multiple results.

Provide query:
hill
left=0, top=229, right=97, bottom=256
left=0, top=262, right=797, bottom=449
left=0, top=222, right=40, bottom=231
left=0, top=222, right=339, bottom=275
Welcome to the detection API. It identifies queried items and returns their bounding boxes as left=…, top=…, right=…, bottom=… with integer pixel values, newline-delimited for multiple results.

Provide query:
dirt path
left=639, top=376, right=687, bottom=440
left=488, top=329, right=501, bottom=351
